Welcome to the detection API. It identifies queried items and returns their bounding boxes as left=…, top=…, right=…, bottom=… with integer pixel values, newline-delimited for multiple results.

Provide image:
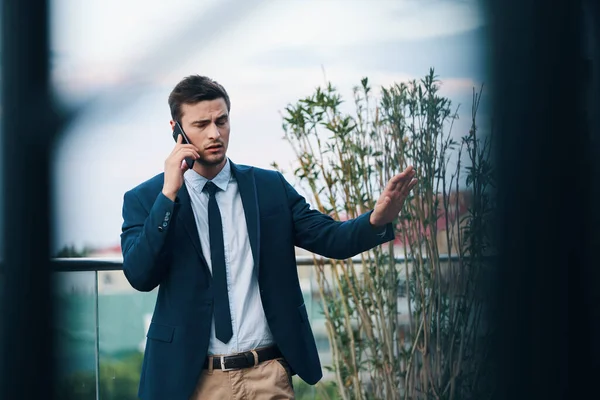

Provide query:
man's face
left=172, top=98, right=230, bottom=168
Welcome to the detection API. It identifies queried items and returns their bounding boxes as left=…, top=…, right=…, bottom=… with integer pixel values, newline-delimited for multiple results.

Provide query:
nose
left=207, top=122, right=221, bottom=139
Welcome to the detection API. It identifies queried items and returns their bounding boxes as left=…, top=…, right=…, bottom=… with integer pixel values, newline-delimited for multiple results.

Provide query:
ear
left=169, top=120, right=176, bottom=131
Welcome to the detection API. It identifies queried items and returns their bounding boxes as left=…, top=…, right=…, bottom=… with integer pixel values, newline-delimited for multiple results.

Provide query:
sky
left=50, top=0, right=490, bottom=253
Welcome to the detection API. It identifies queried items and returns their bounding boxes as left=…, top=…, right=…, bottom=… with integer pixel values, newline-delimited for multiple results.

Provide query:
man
left=121, top=75, right=417, bottom=400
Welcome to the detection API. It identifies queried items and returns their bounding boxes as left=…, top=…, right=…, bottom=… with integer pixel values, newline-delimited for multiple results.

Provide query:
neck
left=193, top=159, right=227, bottom=180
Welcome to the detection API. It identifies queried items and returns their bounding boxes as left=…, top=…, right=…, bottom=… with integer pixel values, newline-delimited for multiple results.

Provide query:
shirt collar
left=184, top=159, right=231, bottom=194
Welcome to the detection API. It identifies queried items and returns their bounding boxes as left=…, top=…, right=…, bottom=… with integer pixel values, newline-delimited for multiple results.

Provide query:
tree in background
left=55, top=244, right=92, bottom=258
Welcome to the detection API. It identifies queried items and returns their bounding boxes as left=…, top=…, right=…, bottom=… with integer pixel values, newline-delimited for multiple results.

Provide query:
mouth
left=205, top=144, right=223, bottom=151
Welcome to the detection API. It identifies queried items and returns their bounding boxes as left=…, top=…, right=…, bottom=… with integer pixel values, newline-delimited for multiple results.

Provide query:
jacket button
left=158, top=226, right=164, bottom=232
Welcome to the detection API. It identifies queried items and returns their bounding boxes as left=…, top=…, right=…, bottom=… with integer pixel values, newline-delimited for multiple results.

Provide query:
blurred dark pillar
left=579, top=0, right=600, bottom=396
left=490, top=0, right=598, bottom=398
left=1, top=0, right=58, bottom=398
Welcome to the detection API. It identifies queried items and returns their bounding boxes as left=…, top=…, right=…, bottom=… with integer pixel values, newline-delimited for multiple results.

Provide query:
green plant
left=278, top=69, right=494, bottom=399
left=55, top=370, right=96, bottom=400
left=98, top=352, right=144, bottom=399
left=55, top=352, right=143, bottom=400
left=294, top=377, right=341, bottom=400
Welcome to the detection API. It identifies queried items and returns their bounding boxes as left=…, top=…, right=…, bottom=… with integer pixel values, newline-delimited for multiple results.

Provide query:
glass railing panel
left=53, top=271, right=99, bottom=400
left=97, top=270, right=157, bottom=400
left=51, top=260, right=346, bottom=400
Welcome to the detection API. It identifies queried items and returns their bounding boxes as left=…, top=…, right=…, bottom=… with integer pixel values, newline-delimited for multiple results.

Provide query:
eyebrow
left=190, top=114, right=229, bottom=125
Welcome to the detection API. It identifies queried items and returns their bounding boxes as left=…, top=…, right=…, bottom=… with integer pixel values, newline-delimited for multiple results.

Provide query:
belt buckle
left=220, top=356, right=237, bottom=372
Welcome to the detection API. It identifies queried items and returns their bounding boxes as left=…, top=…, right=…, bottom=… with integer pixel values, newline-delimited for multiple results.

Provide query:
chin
left=198, top=155, right=226, bottom=167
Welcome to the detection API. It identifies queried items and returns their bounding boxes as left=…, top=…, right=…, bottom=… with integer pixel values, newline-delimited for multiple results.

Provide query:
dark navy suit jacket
left=120, top=161, right=394, bottom=400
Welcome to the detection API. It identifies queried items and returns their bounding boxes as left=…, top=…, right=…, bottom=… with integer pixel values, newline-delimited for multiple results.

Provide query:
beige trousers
left=188, top=358, right=295, bottom=400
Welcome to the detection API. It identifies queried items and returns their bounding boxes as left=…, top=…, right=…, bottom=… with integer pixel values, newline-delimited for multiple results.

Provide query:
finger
left=177, top=148, right=200, bottom=160
left=169, top=134, right=185, bottom=157
left=388, top=178, right=416, bottom=203
left=402, top=178, right=418, bottom=195
left=389, top=166, right=415, bottom=188
left=176, top=133, right=183, bottom=144
left=399, top=173, right=417, bottom=193
left=387, top=174, right=404, bottom=192
left=180, top=159, right=189, bottom=171
left=390, top=174, right=413, bottom=196
left=178, top=144, right=200, bottom=153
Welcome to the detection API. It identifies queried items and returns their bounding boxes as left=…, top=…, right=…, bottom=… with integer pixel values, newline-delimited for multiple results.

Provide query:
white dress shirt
left=183, top=160, right=275, bottom=355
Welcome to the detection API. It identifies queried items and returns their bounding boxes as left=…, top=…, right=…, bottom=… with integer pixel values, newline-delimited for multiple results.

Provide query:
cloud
left=51, top=0, right=487, bottom=100
left=222, top=0, right=486, bottom=54
left=438, top=77, right=483, bottom=95
left=51, top=0, right=222, bottom=64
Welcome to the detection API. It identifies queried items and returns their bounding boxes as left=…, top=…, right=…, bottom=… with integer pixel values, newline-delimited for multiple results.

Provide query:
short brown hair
left=168, top=75, right=231, bottom=121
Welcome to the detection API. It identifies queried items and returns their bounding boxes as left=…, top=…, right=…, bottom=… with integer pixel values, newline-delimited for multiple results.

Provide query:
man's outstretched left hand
left=370, top=166, right=418, bottom=227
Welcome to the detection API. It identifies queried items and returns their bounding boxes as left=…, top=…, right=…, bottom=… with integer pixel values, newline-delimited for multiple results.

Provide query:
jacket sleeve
left=279, top=174, right=395, bottom=260
left=120, top=190, right=179, bottom=291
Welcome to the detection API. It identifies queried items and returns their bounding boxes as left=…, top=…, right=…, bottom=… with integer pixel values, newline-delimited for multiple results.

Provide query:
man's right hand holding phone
left=162, top=134, right=200, bottom=201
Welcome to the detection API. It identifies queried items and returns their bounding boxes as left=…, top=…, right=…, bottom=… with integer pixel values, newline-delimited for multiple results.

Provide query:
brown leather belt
left=203, top=346, right=283, bottom=371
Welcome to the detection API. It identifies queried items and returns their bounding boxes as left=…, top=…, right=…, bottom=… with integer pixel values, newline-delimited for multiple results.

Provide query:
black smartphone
left=172, top=121, right=195, bottom=169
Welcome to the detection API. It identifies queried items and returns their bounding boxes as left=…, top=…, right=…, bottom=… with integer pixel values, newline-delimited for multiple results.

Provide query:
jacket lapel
left=176, top=184, right=210, bottom=276
left=231, top=162, right=260, bottom=271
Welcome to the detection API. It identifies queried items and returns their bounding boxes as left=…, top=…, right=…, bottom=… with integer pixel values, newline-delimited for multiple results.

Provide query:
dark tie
left=204, top=181, right=233, bottom=343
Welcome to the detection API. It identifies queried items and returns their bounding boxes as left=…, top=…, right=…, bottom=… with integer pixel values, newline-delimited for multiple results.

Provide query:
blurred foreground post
left=489, top=0, right=597, bottom=398
left=1, top=0, right=60, bottom=398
